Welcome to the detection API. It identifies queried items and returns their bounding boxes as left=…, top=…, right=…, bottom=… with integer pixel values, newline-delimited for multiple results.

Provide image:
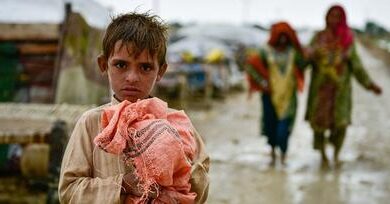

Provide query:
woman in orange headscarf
left=245, top=22, right=307, bottom=166
left=306, top=5, right=382, bottom=168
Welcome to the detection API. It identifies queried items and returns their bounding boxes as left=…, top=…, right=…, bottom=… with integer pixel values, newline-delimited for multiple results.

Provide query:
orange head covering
left=268, top=22, right=303, bottom=55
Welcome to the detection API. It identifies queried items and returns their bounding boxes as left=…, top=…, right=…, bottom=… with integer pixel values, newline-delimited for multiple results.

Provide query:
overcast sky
left=95, top=0, right=390, bottom=30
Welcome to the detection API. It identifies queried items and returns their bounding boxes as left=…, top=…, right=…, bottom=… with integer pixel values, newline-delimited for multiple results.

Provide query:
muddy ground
left=186, top=43, right=390, bottom=204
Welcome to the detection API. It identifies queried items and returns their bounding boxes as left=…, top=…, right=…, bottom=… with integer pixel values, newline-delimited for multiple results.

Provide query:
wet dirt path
left=187, top=43, right=390, bottom=204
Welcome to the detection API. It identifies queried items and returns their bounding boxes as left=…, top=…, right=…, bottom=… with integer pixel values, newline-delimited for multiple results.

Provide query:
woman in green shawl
left=306, top=5, right=382, bottom=167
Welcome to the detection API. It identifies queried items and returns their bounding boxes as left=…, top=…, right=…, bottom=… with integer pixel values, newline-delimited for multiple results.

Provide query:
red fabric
left=94, top=98, right=197, bottom=203
left=246, top=53, right=269, bottom=92
left=246, top=22, right=305, bottom=93
left=294, top=68, right=304, bottom=92
left=246, top=74, right=262, bottom=92
left=326, top=5, right=354, bottom=50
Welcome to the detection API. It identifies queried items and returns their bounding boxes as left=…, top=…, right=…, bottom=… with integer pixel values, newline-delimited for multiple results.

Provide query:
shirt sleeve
left=349, top=44, right=373, bottom=88
left=294, top=50, right=309, bottom=71
left=245, top=49, right=269, bottom=91
left=58, top=113, right=124, bottom=204
left=190, top=128, right=210, bottom=204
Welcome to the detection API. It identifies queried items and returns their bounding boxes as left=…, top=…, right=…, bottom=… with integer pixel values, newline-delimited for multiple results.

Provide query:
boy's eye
left=140, top=63, right=153, bottom=72
left=114, top=61, right=127, bottom=69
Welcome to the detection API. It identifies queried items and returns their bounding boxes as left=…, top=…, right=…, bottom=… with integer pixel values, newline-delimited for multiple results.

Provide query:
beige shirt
left=59, top=97, right=210, bottom=203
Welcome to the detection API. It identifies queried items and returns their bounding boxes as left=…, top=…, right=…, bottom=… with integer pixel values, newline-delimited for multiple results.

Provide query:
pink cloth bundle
left=94, top=98, right=197, bottom=203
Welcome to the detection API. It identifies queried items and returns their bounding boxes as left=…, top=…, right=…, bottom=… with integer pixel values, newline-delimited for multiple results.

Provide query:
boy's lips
left=121, top=87, right=141, bottom=95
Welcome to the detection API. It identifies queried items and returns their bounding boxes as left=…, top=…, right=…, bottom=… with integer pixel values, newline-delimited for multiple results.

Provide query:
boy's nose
left=125, top=69, right=140, bottom=83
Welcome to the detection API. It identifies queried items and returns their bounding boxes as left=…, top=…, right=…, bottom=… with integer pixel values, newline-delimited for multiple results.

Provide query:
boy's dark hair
left=102, top=12, right=168, bottom=65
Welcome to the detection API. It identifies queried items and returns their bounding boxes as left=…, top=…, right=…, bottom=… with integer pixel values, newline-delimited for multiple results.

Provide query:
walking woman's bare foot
left=334, top=149, right=342, bottom=169
left=269, top=148, right=276, bottom=167
left=281, top=153, right=287, bottom=166
left=334, top=156, right=343, bottom=169
left=320, top=148, right=329, bottom=170
left=321, top=158, right=329, bottom=169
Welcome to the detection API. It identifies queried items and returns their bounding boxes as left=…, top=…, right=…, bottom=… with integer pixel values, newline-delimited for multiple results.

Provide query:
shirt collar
left=110, top=95, right=154, bottom=105
left=110, top=95, right=121, bottom=105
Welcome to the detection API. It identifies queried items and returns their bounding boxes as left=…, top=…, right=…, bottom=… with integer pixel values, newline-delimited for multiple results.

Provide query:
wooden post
left=51, top=3, right=71, bottom=103
left=178, top=72, right=188, bottom=109
left=203, top=64, right=213, bottom=107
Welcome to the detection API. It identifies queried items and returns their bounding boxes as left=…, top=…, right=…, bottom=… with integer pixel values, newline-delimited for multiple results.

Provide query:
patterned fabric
left=267, top=47, right=296, bottom=119
left=58, top=96, right=210, bottom=204
left=306, top=36, right=373, bottom=131
left=246, top=46, right=305, bottom=122
left=94, top=97, right=197, bottom=203
left=305, top=5, right=375, bottom=131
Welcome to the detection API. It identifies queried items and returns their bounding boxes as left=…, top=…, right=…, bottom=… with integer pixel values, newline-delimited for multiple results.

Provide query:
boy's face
left=98, top=41, right=167, bottom=102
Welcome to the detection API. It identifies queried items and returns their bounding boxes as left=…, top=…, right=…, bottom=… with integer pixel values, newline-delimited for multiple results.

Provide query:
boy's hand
left=122, top=172, right=143, bottom=196
left=122, top=172, right=160, bottom=199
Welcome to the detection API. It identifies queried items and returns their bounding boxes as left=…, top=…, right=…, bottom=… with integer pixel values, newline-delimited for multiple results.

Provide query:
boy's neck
left=113, top=95, right=154, bottom=103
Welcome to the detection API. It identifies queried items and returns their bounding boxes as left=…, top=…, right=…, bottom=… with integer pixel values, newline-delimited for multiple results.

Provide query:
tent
left=175, top=24, right=268, bottom=47
left=0, top=0, right=110, bottom=105
left=168, top=35, right=234, bottom=62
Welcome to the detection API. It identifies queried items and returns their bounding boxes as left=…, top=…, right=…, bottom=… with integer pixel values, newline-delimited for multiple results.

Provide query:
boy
left=59, top=12, right=209, bottom=203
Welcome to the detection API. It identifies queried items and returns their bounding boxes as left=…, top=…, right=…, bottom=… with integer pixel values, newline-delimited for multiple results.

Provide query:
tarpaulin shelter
left=0, top=0, right=110, bottom=105
left=175, top=24, right=268, bottom=48
left=168, top=36, right=234, bottom=61
left=0, top=1, right=110, bottom=202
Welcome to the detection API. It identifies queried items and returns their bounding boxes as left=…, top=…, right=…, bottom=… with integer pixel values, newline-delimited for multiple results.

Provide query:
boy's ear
left=156, top=63, right=168, bottom=82
left=97, top=54, right=108, bottom=73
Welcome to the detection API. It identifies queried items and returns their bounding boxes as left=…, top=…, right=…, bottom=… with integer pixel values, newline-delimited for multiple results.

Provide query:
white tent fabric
left=176, top=24, right=268, bottom=47
left=168, top=36, right=234, bottom=60
left=176, top=23, right=315, bottom=48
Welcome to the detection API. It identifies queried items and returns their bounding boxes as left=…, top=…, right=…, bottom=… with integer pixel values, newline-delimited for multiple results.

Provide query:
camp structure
left=0, top=0, right=110, bottom=105
left=0, top=0, right=110, bottom=203
left=156, top=32, right=247, bottom=108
